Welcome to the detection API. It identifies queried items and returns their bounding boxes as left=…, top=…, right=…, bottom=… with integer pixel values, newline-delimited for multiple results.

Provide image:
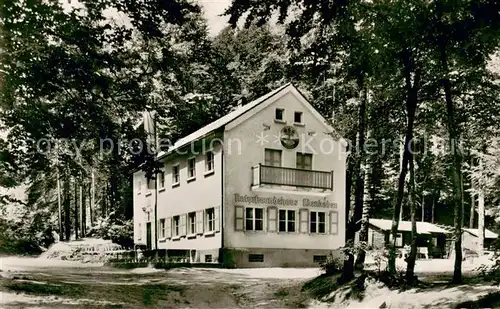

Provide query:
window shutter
left=166, top=217, right=172, bottom=238
left=180, top=214, right=187, bottom=236
left=267, top=207, right=277, bottom=232
left=215, top=206, right=220, bottom=232
left=330, top=211, right=338, bottom=235
left=203, top=209, right=207, bottom=231
left=299, top=208, right=309, bottom=233
left=235, top=205, right=244, bottom=231
left=196, top=210, right=204, bottom=234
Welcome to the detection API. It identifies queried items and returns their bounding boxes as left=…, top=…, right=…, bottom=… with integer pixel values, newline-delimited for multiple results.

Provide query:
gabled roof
left=156, top=83, right=320, bottom=160
left=369, top=219, right=451, bottom=234
left=463, top=228, right=498, bottom=239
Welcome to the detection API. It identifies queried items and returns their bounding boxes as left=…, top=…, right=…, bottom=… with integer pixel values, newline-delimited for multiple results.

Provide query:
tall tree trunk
left=340, top=83, right=367, bottom=283
left=74, top=177, right=79, bottom=240
left=57, top=172, right=63, bottom=241
left=406, top=152, right=418, bottom=283
left=469, top=158, right=475, bottom=228
left=477, top=159, right=485, bottom=255
left=355, top=129, right=372, bottom=269
left=421, top=193, right=425, bottom=222
left=63, top=174, right=71, bottom=241
left=79, top=181, right=83, bottom=237
left=82, top=182, right=87, bottom=236
left=431, top=191, right=435, bottom=224
left=388, top=52, right=420, bottom=274
left=436, top=0, right=464, bottom=284
left=90, top=167, right=95, bottom=226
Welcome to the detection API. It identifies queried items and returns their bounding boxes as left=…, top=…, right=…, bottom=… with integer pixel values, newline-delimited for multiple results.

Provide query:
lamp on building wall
left=262, top=123, right=271, bottom=131
left=142, top=206, right=147, bottom=212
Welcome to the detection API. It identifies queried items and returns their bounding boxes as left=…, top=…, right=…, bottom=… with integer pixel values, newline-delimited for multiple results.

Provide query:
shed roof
left=463, top=228, right=498, bottom=239
left=369, top=219, right=451, bottom=234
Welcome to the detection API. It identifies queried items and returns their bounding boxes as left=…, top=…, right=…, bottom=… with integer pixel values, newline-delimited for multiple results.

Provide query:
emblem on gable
left=280, top=126, right=300, bottom=149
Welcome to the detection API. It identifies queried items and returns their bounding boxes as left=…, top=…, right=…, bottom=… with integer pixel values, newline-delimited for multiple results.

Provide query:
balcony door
left=265, top=149, right=282, bottom=166
left=296, top=153, right=313, bottom=186
left=264, top=149, right=282, bottom=184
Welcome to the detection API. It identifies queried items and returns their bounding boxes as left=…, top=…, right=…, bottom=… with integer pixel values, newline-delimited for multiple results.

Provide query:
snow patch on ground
left=129, top=266, right=164, bottom=274
left=309, top=283, right=500, bottom=309
left=0, top=256, right=103, bottom=272
left=38, top=238, right=124, bottom=263
left=364, top=253, right=496, bottom=273
left=201, top=267, right=323, bottom=279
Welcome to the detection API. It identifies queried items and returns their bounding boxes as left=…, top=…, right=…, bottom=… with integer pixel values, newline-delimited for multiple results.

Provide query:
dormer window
left=275, top=108, right=284, bottom=122
left=294, top=111, right=303, bottom=124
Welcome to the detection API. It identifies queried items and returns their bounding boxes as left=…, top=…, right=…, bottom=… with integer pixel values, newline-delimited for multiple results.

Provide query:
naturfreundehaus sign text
left=233, top=194, right=337, bottom=209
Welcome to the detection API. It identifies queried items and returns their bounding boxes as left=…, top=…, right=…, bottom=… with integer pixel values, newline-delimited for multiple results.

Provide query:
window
left=245, top=208, right=264, bottom=231
left=294, top=111, right=303, bottom=123
left=310, top=211, right=326, bottom=233
left=265, top=149, right=282, bottom=167
left=205, top=151, right=214, bottom=173
left=313, top=255, right=327, bottom=264
left=159, top=219, right=166, bottom=238
left=205, top=255, right=213, bottom=263
left=279, top=209, right=296, bottom=232
left=172, top=165, right=180, bottom=185
left=138, top=223, right=142, bottom=240
left=296, top=153, right=313, bottom=170
left=188, top=158, right=196, bottom=179
left=390, top=233, right=404, bottom=247
left=275, top=108, right=284, bottom=121
left=173, top=216, right=180, bottom=237
left=158, top=171, right=165, bottom=189
left=248, top=254, right=264, bottom=263
left=137, top=180, right=142, bottom=194
left=188, top=212, right=196, bottom=235
left=206, top=208, right=215, bottom=232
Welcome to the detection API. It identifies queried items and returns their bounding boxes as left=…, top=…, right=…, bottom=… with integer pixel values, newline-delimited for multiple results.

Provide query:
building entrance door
left=146, top=222, right=152, bottom=250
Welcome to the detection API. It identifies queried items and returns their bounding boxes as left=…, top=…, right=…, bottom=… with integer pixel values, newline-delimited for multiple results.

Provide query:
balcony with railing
left=252, top=164, right=333, bottom=191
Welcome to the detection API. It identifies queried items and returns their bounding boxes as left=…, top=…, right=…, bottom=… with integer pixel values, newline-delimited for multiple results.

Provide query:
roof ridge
left=157, top=83, right=294, bottom=160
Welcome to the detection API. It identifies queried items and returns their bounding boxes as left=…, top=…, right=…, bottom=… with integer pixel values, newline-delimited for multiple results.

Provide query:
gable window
left=265, top=149, right=282, bottom=167
left=159, top=219, right=166, bottom=238
left=275, top=108, right=284, bottom=121
left=310, top=211, right=326, bottom=234
left=158, top=171, right=165, bottom=190
left=296, top=153, right=313, bottom=170
left=205, top=151, right=214, bottom=173
left=173, top=215, right=180, bottom=237
left=187, top=158, right=196, bottom=180
left=188, top=212, right=196, bottom=235
left=206, top=208, right=215, bottom=232
left=172, top=165, right=180, bottom=186
left=245, top=208, right=264, bottom=231
left=279, top=209, right=296, bottom=232
left=294, top=111, right=303, bottom=124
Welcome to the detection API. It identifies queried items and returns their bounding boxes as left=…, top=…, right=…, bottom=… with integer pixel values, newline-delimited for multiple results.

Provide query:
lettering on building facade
left=234, top=194, right=337, bottom=209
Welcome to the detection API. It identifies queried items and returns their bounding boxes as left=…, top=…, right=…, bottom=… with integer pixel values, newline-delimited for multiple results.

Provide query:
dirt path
left=0, top=259, right=316, bottom=308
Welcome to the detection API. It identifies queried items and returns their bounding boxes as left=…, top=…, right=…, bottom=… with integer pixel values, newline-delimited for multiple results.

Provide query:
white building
left=133, top=84, right=347, bottom=267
